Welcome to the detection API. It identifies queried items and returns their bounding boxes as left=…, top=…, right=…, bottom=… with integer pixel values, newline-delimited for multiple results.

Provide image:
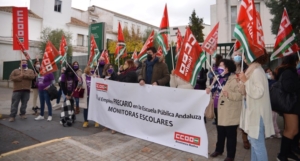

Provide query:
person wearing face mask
left=207, top=54, right=223, bottom=86
left=79, top=66, right=100, bottom=128
left=31, top=60, right=40, bottom=114
left=206, top=59, right=242, bottom=161
left=102, top=64, right=117, bottom=80
left=8, top=59, right=35, bottom=122
left=72, top=61, right=82, bottom=114
left=232, top=51, right=251, bottom=150
left=138, top=47, right=170, bottom=86
left=118, top=59, right=137, bottom=83
left=97, top=57, right=106, bottom=78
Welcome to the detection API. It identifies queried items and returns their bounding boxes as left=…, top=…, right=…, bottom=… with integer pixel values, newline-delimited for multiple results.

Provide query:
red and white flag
left=40, top=41, right=59, bottom=76
left=138, top=30, right=155, bottom=61
left=271, top=8, right=298, bottom=60
left=157, top=4, right=170, bottom=56
left=13, top=7, right=28, bottom=50
left=131, top=49, right=138, bottom=61
left=100, top=50, right=110, bottom=64
left=174, top=27, right=207, bottom=86
left=115, top=22, right=127, bottom=61
left=88, top=34, right=98, bottom=66
left=202, top=22, right=219, bottom=55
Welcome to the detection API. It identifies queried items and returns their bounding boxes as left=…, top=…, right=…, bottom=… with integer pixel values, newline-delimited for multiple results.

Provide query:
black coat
left=118, top=67, right=138, bottom=83
left=195, top=68, right=208, bottom=90
left=276, top=67, right=300, bottom=114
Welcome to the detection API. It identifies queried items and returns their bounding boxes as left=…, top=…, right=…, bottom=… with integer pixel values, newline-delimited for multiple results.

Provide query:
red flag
left=88, top=35, right=98, bottom=66
left=131, top=49, right=138, bottom=61
left=256, top=11, right=265, bottom=48
left=100, top=50, right=110, bottom=64
left=13, top=7, right=28, bottom=50
left=271, top=8, right=297, bottom=60
left=174, top=27, right=207, bottom=86
left=176, top=29, right=183, bottom=53
left=234, top=40, right=242, bottom=51
left=59, top=35, right=67, bottom=57
left=156, top=46, right=163, bottom=57
left=202, top=22, right=219, bottom=55
left=138, top=30, right=155, bottom=60
left=15, top=35, right=31, bottom=60
left=115, top=22, right=126, bottom=60
left=40, top=41, right=59, bottom=76
left=233, top=0, right=265, bottom=63
left=157, top=4, right=170, bottom=56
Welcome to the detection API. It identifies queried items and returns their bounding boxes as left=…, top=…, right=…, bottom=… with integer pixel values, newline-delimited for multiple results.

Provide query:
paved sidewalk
left=0, top=87, right=281, bottom=161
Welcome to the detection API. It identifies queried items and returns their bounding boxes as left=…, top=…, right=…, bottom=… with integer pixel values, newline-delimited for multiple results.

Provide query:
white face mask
left=36, top=65, right=40, bottom=68
left=266, top=73, right=271, bottom=79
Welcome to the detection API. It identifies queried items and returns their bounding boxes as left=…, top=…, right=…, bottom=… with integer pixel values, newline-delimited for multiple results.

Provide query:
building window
left=77, top=34, right=84, bottom=46
left=132, top=24, right=135, bottom=30
left=124, top=22, right=128, bottom=28
left=173, top=27, right=178, bottom=30
left=54, top=0, right=62, bottom=12
left=255, top=3, right=260, bottom=13
left=231, top=6, right=237, bottom=40
left=137, top=25, right=141, bottom=31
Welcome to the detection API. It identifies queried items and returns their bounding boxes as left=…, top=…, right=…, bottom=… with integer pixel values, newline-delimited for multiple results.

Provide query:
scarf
left=145, top=57, right=159, bottom=84
left=211, top=73, right=231, bottom=94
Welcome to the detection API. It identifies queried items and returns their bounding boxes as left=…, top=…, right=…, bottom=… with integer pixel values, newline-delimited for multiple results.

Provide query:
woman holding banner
left=102, top=64, right=117, bottom=80
left=117, top=59, right=137, bottom=83
left=207, top=59, right=242, bottom=161
left=80, top=66, right=100, bottom=128
left=238, top=52, right=274, bottom=161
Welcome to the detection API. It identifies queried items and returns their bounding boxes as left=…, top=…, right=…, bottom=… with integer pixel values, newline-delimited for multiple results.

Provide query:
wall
left=68, top=25, right=89, bottom=47
left=0, top=12, right=42, bottom=41
left=0, top=42, right=40, bottom=80
left=31, top=0, right=72, bottom=30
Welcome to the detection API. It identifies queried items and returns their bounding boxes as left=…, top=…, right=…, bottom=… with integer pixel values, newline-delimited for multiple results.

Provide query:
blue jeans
left=56, top=88, right=62, bottom=104
left=247, top=117, right=268, bottom=161
left=83, top=96, right=89, bottom=122
left=74, top=97, right=79, bottom=107
left=39, top=90, right=52, bottom=116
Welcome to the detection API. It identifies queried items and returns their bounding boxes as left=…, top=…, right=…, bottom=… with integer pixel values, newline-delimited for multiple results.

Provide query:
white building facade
left=210, top=0, right=275, bottom=47
left=0, top=0, right=158, bottom=80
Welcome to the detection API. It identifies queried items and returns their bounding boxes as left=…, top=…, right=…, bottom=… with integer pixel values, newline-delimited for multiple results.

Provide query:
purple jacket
left=37, top=73, right=55, bottom=90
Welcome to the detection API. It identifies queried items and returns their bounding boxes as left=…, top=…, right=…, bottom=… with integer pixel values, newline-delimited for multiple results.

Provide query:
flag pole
left=206, top=59, right=222, bottom=87
left=241, top=50, right=244, bottom=72
left=20, top=51, right=23, bottom=75
left=170, top=44, right=175, bottom=69
left=225, top=43, right=235, bottom=58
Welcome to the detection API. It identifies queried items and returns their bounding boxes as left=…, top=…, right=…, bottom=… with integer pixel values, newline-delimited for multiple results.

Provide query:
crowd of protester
left=6, top=46, right=300, bottom=161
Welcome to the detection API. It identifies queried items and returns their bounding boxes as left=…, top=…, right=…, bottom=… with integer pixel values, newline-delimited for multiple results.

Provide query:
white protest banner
left=88, top=78, right=209, bottom=158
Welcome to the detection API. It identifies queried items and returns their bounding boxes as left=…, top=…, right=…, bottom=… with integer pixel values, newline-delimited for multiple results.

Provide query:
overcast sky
left=0, top=0, right=216, bottom=26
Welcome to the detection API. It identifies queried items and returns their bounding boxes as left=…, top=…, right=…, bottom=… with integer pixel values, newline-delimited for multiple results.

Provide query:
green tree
left=39, top=28, right=73, bottom=63
left=188, top=10, right=205, bottom=42
left=266, top=0, right=300, bottom=45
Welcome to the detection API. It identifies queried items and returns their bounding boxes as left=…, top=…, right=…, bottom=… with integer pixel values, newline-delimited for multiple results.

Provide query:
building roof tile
left=68, top=17, right=89, bottom=28
left=0, top=6, right=42, bottom=19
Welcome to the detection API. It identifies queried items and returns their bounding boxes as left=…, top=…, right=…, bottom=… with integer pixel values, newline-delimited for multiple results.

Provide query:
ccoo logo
left=96, top=83, right=108, bottom=92
left=174, top=132, right=200, bottom=146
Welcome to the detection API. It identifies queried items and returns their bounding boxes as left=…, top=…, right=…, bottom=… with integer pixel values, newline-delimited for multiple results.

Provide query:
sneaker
left=9, top=117, right=15, bottom=122
left=287, top=153, right=300, bottom=161
left=52, top=103, right=58, bottom=107
left=82, top=122, right=89, bottom=128
left=35, top=115, right=44, bottom=120
left=47, top=116, right=52, bottom=121
left=20, top=115, right=27, bottom=119
left=95, top=122, right=100, bottom=128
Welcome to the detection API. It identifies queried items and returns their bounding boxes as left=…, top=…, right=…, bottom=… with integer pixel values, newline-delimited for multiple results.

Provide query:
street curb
left=0, top=137, right=71, bottom=158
